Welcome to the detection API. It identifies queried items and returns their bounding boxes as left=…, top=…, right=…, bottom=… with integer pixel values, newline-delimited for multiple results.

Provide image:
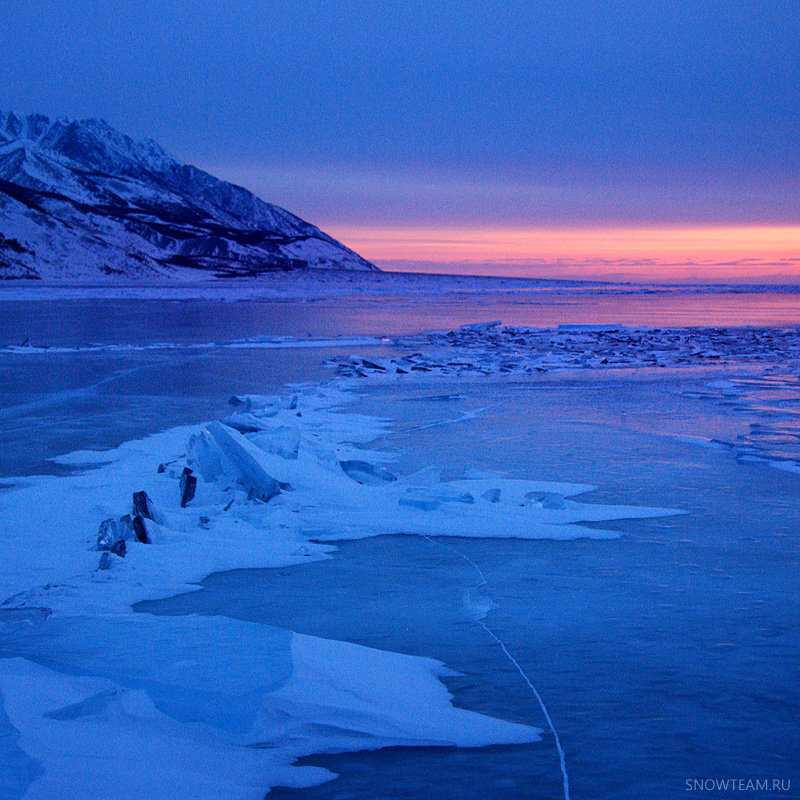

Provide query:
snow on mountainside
left=0, top=112, right=377, bottom=281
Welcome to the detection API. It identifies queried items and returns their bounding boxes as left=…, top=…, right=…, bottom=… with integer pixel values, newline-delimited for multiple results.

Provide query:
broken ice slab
left=131, top=516, right=174, bottom=545
left=229, top=394, right=284, bottom=414
left=206, top=421, right=281, bottom=502
left=346, top=356, right=387, bottom=372
left=524, top=491, right=566, bottom=509
left=96, top=516, right=133, bottom=551
left=346, top=324, right=800, bottom=381
left=222, top=413, right=266, bottom=434
left=97, top=551, right=123, bottom=571
left=481, top=488, right=501, bottom=503
left=339, top=460, right=397, bottom=485
left=398, top=487, right=475, bottom=511
left=398, top=495, right=440, bottom=511
left=228, top=394, right=251, bottom=410
left=251, top=426, right=300, bottom=460
left=179, top=468, right=196, bottom=508
left=110, top=539, right=126, bottom=557
left=132, top=491, right=167, bottom=525
left=541, top=492, right=566, bottom=509
left=132, top=491, right=151, bottom=518
left=433, top=489, right=475, bottom=504
left=187, top=429, right=230, bottom=482
left=458, top=321, right=502, bottom=332
left=132, top=516, right=149, bottom=544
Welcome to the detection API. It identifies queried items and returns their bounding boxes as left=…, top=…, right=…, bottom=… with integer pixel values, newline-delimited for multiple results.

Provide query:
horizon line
left=328, top=223, right=800, bottom=283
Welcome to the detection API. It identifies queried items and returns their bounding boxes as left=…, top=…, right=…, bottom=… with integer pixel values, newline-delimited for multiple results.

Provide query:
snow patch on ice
left=0, top=619, right=540, bottom=800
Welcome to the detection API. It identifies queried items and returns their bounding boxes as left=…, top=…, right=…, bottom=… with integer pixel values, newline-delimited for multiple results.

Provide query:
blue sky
left=2, top=1, right=799, bottom=276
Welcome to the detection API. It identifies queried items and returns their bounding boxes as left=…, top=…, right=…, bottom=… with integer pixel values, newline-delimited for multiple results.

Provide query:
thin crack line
left=419, top=533, right=570, bottom=800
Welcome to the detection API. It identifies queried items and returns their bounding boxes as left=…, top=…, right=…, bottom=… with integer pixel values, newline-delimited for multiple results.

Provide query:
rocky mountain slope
left=0, top=112, right=376, bottom=281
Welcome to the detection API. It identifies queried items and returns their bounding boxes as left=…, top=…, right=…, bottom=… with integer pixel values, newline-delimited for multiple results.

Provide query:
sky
left=1, top=0, right=799, bottom=281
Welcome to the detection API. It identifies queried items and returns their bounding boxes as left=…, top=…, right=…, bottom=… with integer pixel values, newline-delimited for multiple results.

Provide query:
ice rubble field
left=0, top=368, right=683, bottom=799
left=328, top=321, right=800, bottom=377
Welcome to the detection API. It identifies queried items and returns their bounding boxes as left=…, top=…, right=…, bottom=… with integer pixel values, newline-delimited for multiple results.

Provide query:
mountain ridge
left=0, top=111, right=377, bottom=281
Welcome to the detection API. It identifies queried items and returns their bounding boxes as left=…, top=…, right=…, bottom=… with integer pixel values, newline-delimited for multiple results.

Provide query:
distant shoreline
left=0, top=268, right=798, bottom=302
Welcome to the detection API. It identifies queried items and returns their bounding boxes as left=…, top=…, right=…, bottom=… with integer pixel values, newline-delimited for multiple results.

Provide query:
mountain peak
left=0, top=112, right=377, bottom=281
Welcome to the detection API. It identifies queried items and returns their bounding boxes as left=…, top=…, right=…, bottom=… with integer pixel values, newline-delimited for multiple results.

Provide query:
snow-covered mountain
left=0, top=112, right=377, bottom=281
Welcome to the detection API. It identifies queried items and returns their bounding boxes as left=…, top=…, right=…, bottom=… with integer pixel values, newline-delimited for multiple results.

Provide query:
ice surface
left=679, top=374, right=800, bottom=473
left=0, top=384, right=678, bottom=611
left=2, top=380, right=646, bottom=797
left=338, top=460, right=397, bottom=485
left=0, top=617, right=540, bottom=800
left=9, top=304, right=789, bottom=800
left=0, top=338, right=706, bottom=799
left=0, top=658, right=334, bottom=800
left=0, top=614, right=295, bottom=734
left=267, top=633, right=539, bottom=751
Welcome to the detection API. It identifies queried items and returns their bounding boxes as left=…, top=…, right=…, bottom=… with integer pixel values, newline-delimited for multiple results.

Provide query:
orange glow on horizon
left=329, top=225, right=800, bottom=282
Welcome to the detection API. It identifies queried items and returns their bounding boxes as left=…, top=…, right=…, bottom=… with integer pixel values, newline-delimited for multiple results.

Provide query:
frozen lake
left=0, top=286, right=798, bottom=799
left=3, top=286, right=800, bottom=349
left=138, top=374, right=800, bottom=800
left=2, top=286, right=799, bottom=478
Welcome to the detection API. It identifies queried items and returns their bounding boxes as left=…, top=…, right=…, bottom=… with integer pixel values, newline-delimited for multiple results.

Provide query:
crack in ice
left=400, top=405, right=496, bottom=434
left=419, top=533, right=571, bottom=800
